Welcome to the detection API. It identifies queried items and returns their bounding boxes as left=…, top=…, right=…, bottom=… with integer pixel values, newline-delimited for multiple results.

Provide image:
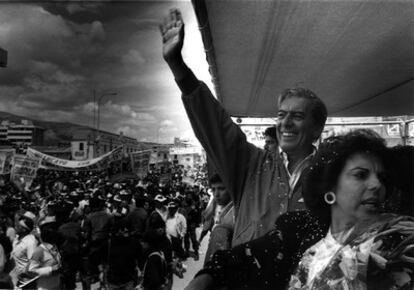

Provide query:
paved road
left=173, top=227, right=208, bottom=290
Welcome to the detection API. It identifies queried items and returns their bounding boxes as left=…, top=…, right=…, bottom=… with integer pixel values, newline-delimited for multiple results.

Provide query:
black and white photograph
left=0, top=1, right=413, bottom=289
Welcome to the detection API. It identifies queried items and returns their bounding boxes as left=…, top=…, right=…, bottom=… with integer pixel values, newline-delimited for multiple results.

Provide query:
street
left=173, top=228, right=208, bottom=290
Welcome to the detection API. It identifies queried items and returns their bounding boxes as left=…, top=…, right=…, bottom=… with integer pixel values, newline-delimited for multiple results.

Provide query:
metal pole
left=97, top=92, right=117, bottom=132
left=96, top=92, right=117, bottom=157
left=93, top=89, right=96, bottom=129
left=93, top=89, right=96, bottom=158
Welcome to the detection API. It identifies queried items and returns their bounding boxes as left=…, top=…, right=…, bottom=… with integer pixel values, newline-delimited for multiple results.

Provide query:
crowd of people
left=0, top=163, right=211, bottom=290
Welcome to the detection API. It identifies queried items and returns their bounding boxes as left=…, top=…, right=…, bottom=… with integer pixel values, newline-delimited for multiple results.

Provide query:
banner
left=27, top=146, right=123, bottom=170
left=0, top=149, right=15, bottom=174
left=130, top=150, right=151, bottom=178
left=10, top=155, right=41, bottom=190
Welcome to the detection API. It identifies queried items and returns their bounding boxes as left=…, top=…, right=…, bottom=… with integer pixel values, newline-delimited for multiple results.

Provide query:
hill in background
left=0, top=111, right=157, bottom=150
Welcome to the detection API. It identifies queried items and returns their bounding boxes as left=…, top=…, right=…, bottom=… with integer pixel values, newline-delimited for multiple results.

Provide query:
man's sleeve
left=196, top=224, right=289, bottom=289
left=181, top=80, right=260, bottom=206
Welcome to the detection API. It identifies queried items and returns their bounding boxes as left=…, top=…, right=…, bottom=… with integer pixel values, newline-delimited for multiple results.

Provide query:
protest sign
left=0, top=149, right=15, bottom=174
left=10, top=155, right=40, bottom=190
left=130, top=150, right=151, bottom=178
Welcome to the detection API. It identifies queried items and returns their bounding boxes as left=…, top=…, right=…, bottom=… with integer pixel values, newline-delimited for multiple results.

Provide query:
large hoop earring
left=324, top=191, right=336, bottom=205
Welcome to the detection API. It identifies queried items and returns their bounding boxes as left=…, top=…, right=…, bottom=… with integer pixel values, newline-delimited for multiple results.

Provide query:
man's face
left=211, top=182, right=231, bottom=206
left=276, top=96, right=320, bottom=154
left=264, top=135, right=277, bottom=152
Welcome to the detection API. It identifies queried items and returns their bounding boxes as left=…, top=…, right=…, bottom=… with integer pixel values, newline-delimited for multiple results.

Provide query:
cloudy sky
left=0, top=0, right=214, bottom=143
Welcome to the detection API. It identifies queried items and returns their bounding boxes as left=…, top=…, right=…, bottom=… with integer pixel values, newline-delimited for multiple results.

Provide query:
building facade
left=71, top=127, right=141, bottom=160
left=169, top=146, right=205, bottom=169
left=149, top=145, right=171, bottom=171
left=0, top=120, right=44, bottom=147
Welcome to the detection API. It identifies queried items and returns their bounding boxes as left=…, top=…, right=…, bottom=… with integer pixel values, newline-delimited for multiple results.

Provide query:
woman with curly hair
left=185, top=129, right=414, bottom=290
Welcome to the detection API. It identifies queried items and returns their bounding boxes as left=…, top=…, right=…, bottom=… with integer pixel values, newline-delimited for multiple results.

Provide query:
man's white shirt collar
left=278, top=146, right=316, bottom=191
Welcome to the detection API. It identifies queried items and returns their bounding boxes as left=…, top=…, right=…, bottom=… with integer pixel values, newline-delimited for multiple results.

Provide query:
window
left=79, top=143, right=84, bottom=151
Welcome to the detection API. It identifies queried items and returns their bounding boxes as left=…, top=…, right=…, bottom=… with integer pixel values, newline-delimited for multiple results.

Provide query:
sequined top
left=196, top=210, right=329, bottom=289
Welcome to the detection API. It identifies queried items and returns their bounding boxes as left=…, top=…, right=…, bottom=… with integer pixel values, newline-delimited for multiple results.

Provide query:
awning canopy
left=192, top=0, right=414, bottom=118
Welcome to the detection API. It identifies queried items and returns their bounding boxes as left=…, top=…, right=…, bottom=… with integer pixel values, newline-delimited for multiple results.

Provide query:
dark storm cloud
left=0, top=1, right=208, bottom=143
left=0, top=68, right=25, bottom=86
left=41, top=1, right=106, bottom=24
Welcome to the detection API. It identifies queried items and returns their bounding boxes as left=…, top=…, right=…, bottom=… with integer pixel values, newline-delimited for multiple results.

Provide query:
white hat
left=154, top=194, right=167, bottom=203
left=119, top=189, right=129, bottom=196
left=39, top=216, right=56, bottom=227
left=23, top=211, right=36, bottom=221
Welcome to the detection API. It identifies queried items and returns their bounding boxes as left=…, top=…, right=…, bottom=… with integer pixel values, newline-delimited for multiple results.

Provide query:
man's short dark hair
left=264, top=126, right=276, bottom=139
left=277, top=88, right=328, bottom=130
left=209, top=173, right=222, bottom=185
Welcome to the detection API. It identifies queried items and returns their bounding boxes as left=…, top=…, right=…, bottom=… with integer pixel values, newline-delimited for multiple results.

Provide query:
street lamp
left=97, top=92, right=117, bottom=131
left=93, top=92, right=117, bottom=157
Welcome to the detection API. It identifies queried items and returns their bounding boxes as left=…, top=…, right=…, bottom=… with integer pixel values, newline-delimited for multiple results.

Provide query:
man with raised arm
left=160, top=9, right=327, bottom=246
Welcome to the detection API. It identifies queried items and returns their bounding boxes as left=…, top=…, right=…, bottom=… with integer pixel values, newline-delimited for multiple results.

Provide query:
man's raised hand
left=160, top=9, right=184, bottom=64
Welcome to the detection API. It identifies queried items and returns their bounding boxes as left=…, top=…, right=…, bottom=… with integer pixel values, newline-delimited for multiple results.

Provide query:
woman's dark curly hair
left=302, top=129, right=391, bottom=222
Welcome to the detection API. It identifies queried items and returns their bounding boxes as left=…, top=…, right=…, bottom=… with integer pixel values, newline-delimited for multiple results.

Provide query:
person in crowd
left=166, top=200, right=187, bottom=261
left=126, top=194, right=148, bottom=238
left=146, top=195, right=174, bottom=289
left=111, top=194, right=129, bottom=219
left=105, top=219, right=142, bottom=290
left=160, top=9, right=328, bottom=246
left=27, top=216, right=62, bottom=290
left=200, top=174, right=235, bottom=265
left=184, top=129, right=414, bottom=290
left=140, top=230, right=169, bottom=290
left=183, top=195, right=201, bottom=261
left=82, top=194, right=114, bottom=286
left=10, top=211, right=38, bottom=288
left=58, top=204, right=82, bottom=290
left=147, top=195, right=168, bottom=233
left=0, top=210, right=12, bottom=261
left=263, top=126, right=278, bottom=152
left=0, top=211, right=13, bottom=289
left=0, top=209, right=16, bottom=243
